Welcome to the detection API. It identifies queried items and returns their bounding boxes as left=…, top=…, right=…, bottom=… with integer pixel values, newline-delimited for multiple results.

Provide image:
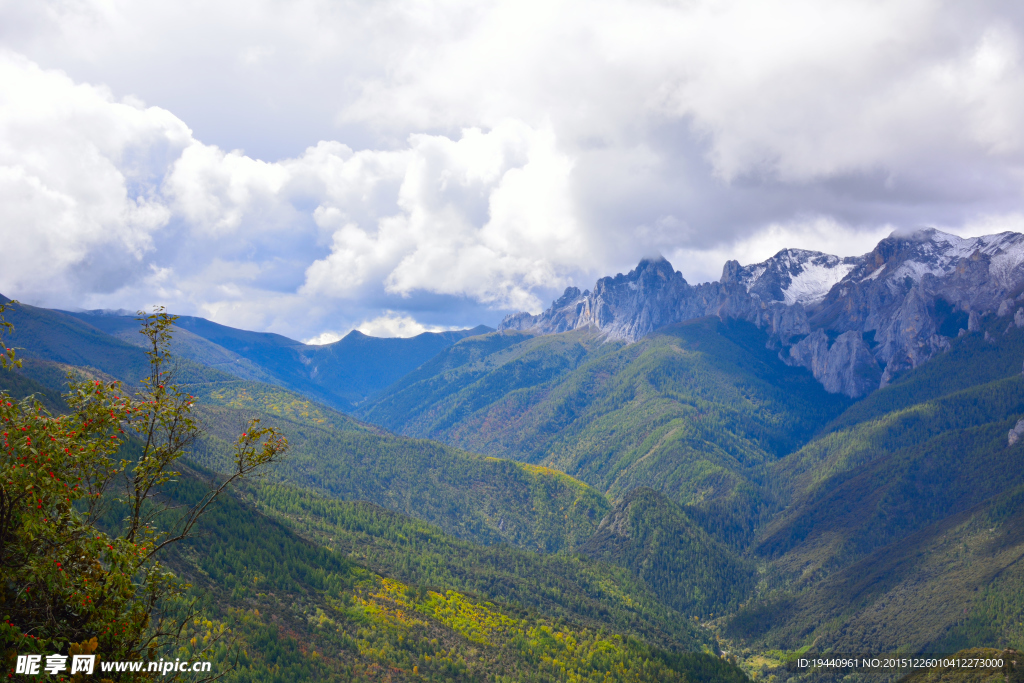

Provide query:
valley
left=4, top=227, right=1024, bottom=681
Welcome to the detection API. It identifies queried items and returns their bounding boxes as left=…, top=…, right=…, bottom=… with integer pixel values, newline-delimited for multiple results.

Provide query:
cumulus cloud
left=356, top=313, right=456, bottom=338
left=0, top=52, right=591, bottom=334
left=3, top=1, right=1024, bottom=339
left=303, top=311, right=458, bottom=344
left=301, top=121, right=585, bottom=311
left=0, top=52, right=186, bottom=300
left=667, top=216, right=896, bottom=284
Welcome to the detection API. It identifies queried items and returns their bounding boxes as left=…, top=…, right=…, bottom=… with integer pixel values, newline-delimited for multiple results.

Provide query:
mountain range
left=55, top=304, right=493, bottom=411
left=501, top=228, right=1024, bottom=398
left=3, top=226, right=1024, bottom=680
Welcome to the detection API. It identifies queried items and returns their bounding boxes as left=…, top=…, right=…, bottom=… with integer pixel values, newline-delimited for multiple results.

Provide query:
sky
left=2, top=0, right=1024, bottom=342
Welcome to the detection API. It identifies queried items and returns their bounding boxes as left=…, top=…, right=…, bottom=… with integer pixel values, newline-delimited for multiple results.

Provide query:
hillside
left=0, top=381, right=739, bottom=681
left=191, top=380, right=612, bottom=553
left=724, top=314, right=1024, bottom=657
left=154, top=471, right=746, bottom=682
left=580, top=488, right=756, bottom=618
left=8, top=283, right=1024, bottom=670
left=359, top=318, right=851, bottom=545
left=0, top=304, right=609, bottom=554
left=348, top=297, right=1024, bottom=661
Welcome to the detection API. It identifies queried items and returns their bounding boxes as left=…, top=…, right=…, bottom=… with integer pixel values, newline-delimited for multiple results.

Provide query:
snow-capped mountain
left=722, top=249, right=858, bottom=306
left=499, top=228, right=1024, bottom=398
left=843, top=228, right=1024, bottom=288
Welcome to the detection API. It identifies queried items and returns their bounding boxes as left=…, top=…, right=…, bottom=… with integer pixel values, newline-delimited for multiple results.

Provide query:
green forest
left=3, top=300, right=1024, bottom=681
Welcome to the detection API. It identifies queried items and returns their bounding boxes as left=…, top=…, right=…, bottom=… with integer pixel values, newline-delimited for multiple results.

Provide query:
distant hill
left=63, top=307, right=492, bottom=410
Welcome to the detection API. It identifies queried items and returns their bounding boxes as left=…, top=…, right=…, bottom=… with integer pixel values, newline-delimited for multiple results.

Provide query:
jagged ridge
left=499, top=228, right=1024, bottom=398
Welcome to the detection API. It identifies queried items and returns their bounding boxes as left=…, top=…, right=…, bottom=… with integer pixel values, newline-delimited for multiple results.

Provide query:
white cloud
left=4, top=1, right=1024, bottom=338
left=340, top=0, right=1024, bottom=184
left=165, top=143, right=290, bottom=234
left=304, top=312, right=456, bottom=343
left=301, top=120, right=587, bottom=311
left=302, top=330, right=345, bottom=345
left=0, top=52, right=590, bottom=325
left=357, top=312, right=456, bottom=338
left=0, top=52, right=185, bottom=300
left=667, top=217, right=895, bottom=284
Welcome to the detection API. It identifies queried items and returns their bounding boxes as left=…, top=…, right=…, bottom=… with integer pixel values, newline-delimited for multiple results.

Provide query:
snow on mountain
left=500, top=226, right=1024, bottom=399
left=783, top=259, right=856, bottom=305
left=848, top=228, right=1024, bottom=286
left=728, top=248, right=856, bottom=306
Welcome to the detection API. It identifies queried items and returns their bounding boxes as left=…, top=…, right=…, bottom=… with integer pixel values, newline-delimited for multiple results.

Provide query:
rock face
left=787, top=330, right=882, bottom=398
left=1009, top=419, right=1024, bottom=447
left=501, top=258, right=700, bottom=340
left=500, top=257, right=808, bottom=343
left=499, top=228, right=1024, bottom=398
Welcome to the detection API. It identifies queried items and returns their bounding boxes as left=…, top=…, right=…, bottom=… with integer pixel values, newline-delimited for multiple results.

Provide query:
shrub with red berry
left=0, top=305, right=287, bottom=680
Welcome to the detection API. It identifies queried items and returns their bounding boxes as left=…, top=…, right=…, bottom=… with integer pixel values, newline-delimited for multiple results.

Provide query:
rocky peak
left=499, top=256, right=696, bottom=340
left=595, top=256, right=686, bottom=290
left=499, top=227, right=1024, bottom=399
left=723, top=247, right=858, bottom=306
left=842, top=228, right=1024, bottom=289
left=551, top=286, right=585, bottom=308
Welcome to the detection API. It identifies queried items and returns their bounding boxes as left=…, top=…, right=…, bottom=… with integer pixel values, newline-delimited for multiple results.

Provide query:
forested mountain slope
left=158, top=472, right=739, bottom=682
left=190, top=380, right=611, bottom=553
left=729, top=481, right=1024, bottom=656
left=728, top=313, right=1024, bottom=655
left=580, top=488, right=756, bottom=618
left=0, top=303, right=608, bottom=554
left=359, top=318, right=851, bottom=545
left=0, top=365, right=744, bottom=682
